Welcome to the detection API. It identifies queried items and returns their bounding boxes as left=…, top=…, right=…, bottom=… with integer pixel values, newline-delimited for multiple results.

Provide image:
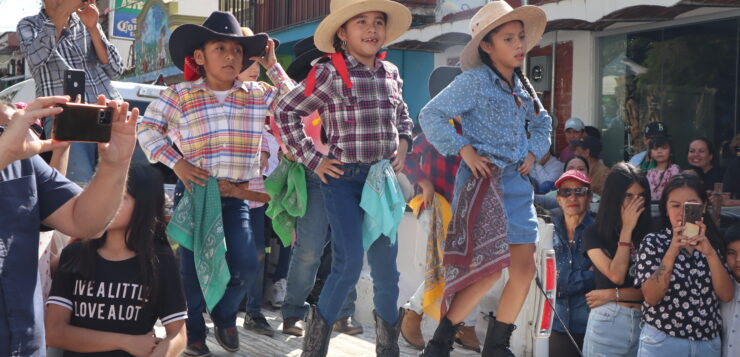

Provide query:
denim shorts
left=453, top=161, right=539, bottom=244
left=637, top=323, right=721, bottom=357
left=583, top=302, right=642, bottom=357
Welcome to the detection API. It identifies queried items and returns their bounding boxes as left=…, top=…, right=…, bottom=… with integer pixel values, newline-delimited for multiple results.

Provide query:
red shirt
left=404, top=133, right=461, bottom=203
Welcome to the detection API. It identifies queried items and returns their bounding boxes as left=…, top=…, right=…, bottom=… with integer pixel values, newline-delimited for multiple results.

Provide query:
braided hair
left=477, top=21, right=541, bottom=115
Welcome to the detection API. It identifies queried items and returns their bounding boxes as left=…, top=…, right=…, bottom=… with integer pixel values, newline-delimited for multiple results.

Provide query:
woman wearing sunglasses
left=581, top=162, right=654, bottom=357
left=550, top=170, right=596, bottom=356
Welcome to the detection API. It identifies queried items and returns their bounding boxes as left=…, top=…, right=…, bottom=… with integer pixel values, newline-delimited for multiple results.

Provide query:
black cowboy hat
left=169, top=11, right=269, bottom=73
left=286, top=36, right=326, bottom=82
left=428, top=66, right=462, bottom=99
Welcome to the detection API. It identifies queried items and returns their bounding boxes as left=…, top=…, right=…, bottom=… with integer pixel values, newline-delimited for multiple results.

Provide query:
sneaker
left=183, top=341, right=211, bottom=357
left=268, top=279, right=287, bottom=308
left=333, top=315, right=364, bottom=335
left=213, top=326, right=239, bottom=352
left=282, top=317, right=305, bottom=337
left=243, top=311, right=275, bottom=337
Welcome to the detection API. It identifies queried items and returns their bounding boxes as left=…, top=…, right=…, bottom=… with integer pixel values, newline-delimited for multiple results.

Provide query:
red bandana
left=304, top=52, right=387, bottom=97
left=183, top=56, right=201, bottom=81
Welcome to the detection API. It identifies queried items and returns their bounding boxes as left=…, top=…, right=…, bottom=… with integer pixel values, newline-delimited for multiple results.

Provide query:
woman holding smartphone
left=634, top=173, right=733, bottom=357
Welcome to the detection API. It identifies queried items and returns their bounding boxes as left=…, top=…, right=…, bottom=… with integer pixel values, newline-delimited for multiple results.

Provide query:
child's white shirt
left=213, top=90, right=229, bottom=105
left=721, top=281, right=740, bottom=357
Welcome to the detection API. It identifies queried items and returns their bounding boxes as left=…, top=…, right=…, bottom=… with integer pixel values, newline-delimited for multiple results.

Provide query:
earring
left=341, top=40, right=347, bottom=49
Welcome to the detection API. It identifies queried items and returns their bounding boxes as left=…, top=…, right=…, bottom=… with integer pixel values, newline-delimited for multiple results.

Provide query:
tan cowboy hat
left=460, top=1, right=547, bottom=71
left=314, top=0, right=412, bottom=53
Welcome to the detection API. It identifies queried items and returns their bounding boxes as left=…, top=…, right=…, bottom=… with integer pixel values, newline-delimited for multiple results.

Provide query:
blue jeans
left=246, top=205, right=266, bottom=313
left=583, top=302, right=641, bottom=357
left=319, top=162, right=400, bottom=325
left=175, top=182, right=259, bottom=344
left=637, top=324, right=721, bottom=357
left=282, top=171, right=356, bottom=321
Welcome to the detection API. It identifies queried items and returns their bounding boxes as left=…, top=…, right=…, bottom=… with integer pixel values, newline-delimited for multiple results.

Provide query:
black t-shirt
left=581, top=224, right=639, bottom=290
left=48, top=242, right=187, bottom=357
left=723, top=157, right=739, bottom=199
left=703, top=166, right=725, bottom=192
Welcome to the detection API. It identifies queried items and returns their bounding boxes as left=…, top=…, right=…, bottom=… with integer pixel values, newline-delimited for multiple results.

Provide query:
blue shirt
left=419, top=65, right=552, bottom=168
left=552, top=208, right=595, bottom=334
left=0, top=156, right=81, bottom=356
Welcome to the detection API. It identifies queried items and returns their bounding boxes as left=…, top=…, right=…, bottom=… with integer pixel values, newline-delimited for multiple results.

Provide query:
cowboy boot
left=400, top=308, right=425, bottom=350
left=375, top=308, right=404, bottom=357
left=419, top=317, right=462, bottom=357
left=455, top=325, right=481, bottom=353
left=481, top=315, right=516, bottom=357
left=301, top=305, right=332, bottom=357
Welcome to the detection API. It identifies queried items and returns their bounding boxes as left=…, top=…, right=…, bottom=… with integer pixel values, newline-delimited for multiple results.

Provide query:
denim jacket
left=552, top=208, right=595, bottom=334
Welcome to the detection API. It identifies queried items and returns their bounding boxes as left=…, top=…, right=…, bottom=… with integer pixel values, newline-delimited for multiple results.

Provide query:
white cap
left=564, top=117, right=585, bottom=131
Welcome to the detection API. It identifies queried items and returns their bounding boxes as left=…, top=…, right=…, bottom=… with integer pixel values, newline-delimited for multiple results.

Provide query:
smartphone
left=683, top=202, right=703, bottom=238
left=64, top=69, right=86, bottom=103
left=52, top=103, right=113, bottom=143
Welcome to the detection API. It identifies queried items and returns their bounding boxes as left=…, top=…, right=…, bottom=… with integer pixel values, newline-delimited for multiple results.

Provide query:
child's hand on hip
left=518, top=152, right=536, bottom=175
left=173, top=160, right=210, bottom=192
left=315, top=157, right=344, bottom=184
left=460, top=145, right=492, bottom=179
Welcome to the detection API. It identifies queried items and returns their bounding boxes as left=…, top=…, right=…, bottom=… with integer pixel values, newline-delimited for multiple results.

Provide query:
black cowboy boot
left=481, top=314, right=516, bottom=357
left=375, top=308, right=404, bottom=357
left=301, top=305, right=332, bottom=357
left=419, top=317, right=462, bottom=357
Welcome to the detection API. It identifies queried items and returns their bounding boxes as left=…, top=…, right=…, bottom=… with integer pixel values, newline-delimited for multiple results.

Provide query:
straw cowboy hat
left=460, top=1, right=547, bottom=71
left=313, top=0, right=412, bottom=53
left=169, top=11, right=268, bottom=73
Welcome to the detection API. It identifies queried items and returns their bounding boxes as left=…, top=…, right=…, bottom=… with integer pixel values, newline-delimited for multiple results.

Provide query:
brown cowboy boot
left=400, top=308, right=425, bottom=350
left=455, top=325, right=481, bottom=353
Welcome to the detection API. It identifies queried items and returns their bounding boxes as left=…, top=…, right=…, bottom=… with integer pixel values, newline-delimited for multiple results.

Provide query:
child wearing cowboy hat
left=419, top=1, right=551, bottom=356
left=137, top=11, right=295, bottom=356
left=274, top=1, right=413, bottom=356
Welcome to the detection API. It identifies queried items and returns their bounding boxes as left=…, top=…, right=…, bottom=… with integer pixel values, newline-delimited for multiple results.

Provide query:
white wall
left=173, top=0, right=219, bottom=18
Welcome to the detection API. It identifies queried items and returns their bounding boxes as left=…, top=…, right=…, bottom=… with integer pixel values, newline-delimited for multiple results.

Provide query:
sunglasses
left=557, top=187, right=590, bottom=198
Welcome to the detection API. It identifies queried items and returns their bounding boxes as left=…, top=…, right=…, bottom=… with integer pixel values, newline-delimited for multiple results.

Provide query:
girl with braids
left=419, top=2, right=551, bottom=356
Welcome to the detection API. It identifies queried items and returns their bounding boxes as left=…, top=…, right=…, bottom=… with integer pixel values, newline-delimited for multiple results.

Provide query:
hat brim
left=314, top=1, right=412, bottom=53
left=169, top=24, right=269, bottom=73
left=460, top=5, right=547, bottom=71
left=286, top=48, right=325, bottom=82
left=428, top=66, right=462, bottom=99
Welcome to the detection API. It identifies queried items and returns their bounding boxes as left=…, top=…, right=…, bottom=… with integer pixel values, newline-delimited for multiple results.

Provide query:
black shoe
left=481, top=314, right=516, bottom=357
left=375, top=309, right=404, bottom=357
left=282, top=317, right=305, bottom=337
left=333, top=315, right=364, bottom=335
left=183, top=341, right=212, bottom=357
left=301, top=305, right=332, bottom=357
left=214, top=326, right=240, bottom=352
left=243, top=311, right=275, bottom=337
left=420, top=317, right=462, bottom=357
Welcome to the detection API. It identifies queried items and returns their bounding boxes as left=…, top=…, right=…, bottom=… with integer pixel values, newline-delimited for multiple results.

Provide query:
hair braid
left=515, top=67, right=541, bottom=115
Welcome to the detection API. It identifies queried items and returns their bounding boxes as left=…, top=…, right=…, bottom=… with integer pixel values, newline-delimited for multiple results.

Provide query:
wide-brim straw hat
left=169, top=11, right=268, bottom=73
left=460, top=1, right=547, bottom=71
left=314, top=0, right=412, bottom=53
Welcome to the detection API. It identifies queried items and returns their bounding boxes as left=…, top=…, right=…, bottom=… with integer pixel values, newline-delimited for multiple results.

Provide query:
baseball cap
left=555, top=169, right=591, bottom=189
left=645, top=121, right=668, bottom=139
left=564, top=117, right=585, bottom=131
left=571, top=136, right=603, bottom=158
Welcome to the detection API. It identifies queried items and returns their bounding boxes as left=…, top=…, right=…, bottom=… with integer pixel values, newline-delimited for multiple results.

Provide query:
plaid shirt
left=137, top=65, right=294, bottom=182
left=17, top=11, right=123, bottom=101
left=275, top=55, right=413, bottom=171
left=404, top=133, right=461, bottom=203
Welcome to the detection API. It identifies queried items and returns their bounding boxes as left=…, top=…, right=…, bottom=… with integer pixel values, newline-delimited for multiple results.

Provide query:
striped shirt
left=17, top=10, right=123, bottom=101
left=137, top=65, right=294, bottom=182
left=275, top=55, right=413, bottom=171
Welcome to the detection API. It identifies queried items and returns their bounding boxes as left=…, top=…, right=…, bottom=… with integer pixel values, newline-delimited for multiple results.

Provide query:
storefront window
left=597, top=18, right=739, bottom=168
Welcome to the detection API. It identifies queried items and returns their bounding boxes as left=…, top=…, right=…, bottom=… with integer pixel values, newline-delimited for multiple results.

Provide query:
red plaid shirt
left=404, top=133, right=461, bottom=203
left=275, top=55, right=413, bottom=171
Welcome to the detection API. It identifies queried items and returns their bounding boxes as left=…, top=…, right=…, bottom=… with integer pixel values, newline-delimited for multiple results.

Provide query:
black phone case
left=52, top=104, right=113, bottom=143
left=63, top=69, right=86, bottom=102
left=683, top=203, right=703, bottom=225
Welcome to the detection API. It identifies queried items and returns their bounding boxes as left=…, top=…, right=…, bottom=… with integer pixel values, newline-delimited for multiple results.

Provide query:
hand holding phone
left=52, top=102, right=113, bottom=143
left=683, top=202, right=703, bottom=239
